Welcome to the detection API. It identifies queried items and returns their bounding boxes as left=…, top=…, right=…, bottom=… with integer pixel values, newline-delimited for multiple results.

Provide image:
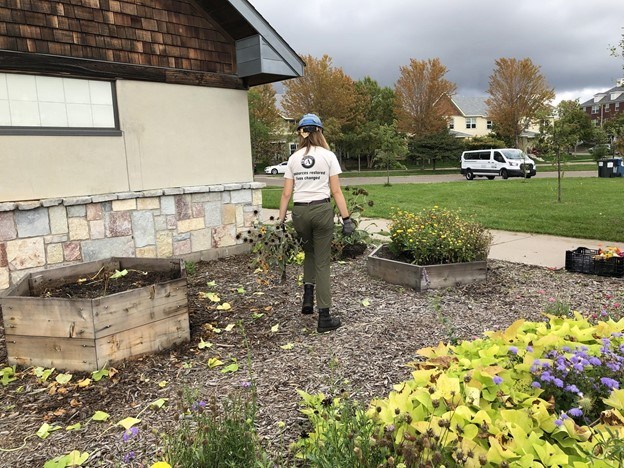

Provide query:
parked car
left=460, top=148, right=537, bottom=180
left=264, top=161, right=288, bottom=175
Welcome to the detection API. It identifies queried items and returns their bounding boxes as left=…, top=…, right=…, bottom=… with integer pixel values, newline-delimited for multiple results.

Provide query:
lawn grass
left=262, top=177, right=624, bottom=242
left=336, top=163, right=597, bottom=178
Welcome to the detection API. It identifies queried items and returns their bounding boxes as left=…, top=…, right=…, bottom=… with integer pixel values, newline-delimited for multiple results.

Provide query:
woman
left=277, top=113, right=354, bottom=333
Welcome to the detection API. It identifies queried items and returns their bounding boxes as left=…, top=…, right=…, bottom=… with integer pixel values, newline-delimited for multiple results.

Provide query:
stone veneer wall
left=0, top=183, right=264, bottom=292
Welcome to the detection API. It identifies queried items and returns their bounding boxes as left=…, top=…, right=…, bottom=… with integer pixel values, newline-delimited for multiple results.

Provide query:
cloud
left=250, top=0, right=623, bottom=102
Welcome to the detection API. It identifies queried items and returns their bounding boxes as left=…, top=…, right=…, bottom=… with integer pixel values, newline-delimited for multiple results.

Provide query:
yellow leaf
left=199, top=292, right=221, bottom=302
left=55, top=373, right=73, bottom=385
left=280, top=343, right=294, bottom=350
left=198, top=338, right=213, bottom=349
left=158, top=380, right=168, bottom=388
left=117, top=417, right=141, bottom=430
left=66, top=450, right=89, bottom=465
left=91, top=410, right=110, bottom=421
left=149, top=398, right=168, bottom=410
left=66, top=423, right=82, bottom=431
left=207, top=358, right=224, bottom=368
left=224, top=323, right=235, bottom=332
left=151, top=463, right=172, bottom=468
left=361, top=298, right=370, bottom=307
left=271, top=324, right=279, bottom=333
left=216, top=302, right=232, bottom=311
left=77, top=378, right=92, bottom=388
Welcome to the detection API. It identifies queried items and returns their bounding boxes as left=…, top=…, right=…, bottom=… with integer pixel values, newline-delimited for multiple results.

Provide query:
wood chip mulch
left=0, top=249, right=621, bottom=466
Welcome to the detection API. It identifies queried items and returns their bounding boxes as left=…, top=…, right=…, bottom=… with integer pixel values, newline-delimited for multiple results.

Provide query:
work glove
left=342, top=217, right=355, bottom=237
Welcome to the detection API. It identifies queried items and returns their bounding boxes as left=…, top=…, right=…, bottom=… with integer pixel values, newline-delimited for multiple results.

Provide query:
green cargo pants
left=292, top=202, right=334, bottom=309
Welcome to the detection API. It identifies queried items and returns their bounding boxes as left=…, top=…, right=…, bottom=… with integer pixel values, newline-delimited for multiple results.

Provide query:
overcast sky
left=249, top=0, right=623, bottom=104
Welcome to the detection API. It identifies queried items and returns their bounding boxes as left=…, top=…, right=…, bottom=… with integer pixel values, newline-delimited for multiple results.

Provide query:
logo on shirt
left=301, top=155, right=315, bottom=169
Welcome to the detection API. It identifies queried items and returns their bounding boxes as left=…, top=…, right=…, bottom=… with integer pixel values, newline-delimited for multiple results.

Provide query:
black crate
left=565, top=247, right=624, bottom=278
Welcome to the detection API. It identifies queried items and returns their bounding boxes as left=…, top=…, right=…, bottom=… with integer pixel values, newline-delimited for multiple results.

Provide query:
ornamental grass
left=388, top=206, right=492, bottom=265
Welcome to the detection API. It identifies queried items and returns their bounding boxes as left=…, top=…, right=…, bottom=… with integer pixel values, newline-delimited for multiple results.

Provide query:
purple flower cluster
left=191, top=400, right=207, bottom=412
left=122, top=426, right=139, bottom=442
left=529, top=337, right=624, bottom=422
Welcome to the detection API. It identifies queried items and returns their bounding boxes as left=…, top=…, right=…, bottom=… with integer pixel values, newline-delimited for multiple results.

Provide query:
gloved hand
left=342, top=217, right=355, bottom=236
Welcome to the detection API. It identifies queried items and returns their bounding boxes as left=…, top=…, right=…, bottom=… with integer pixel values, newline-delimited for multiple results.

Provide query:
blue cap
left=297, top=113, right=323, bottom=129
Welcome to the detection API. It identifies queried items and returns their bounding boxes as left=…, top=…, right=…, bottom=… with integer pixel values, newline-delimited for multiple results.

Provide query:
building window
left=448, top=120, right=454, bottom=130
left=605, top=104, right=610, bottom=113
left=616, top=102, right=620, bottom=111
left=465, top=117, right=476, bottom=129
left=592, top=105, right=599, bottom=114
left=486, top=120, right=493, bottom=129
left=289, top=143, right=297, bottom=154
left=0, top=73, right=119, bottom=135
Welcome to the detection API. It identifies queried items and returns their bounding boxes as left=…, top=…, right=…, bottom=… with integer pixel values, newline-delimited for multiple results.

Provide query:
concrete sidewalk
left=261, top=208, right=623, bottom=269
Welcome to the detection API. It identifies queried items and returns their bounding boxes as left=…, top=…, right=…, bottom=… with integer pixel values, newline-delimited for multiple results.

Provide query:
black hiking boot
left=317, top=308, right=341, bottom=333
left=302, top=283, right=314, bottom=314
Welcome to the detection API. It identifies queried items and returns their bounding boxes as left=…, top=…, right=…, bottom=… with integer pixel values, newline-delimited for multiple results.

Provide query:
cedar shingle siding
left=0, top=0, right=236, bottom=75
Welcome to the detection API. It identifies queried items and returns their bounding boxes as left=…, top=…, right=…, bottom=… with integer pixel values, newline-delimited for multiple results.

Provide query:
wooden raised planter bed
left=367, top=244, right=487, bottom=291
left=0, top=257, right=189, bottom=371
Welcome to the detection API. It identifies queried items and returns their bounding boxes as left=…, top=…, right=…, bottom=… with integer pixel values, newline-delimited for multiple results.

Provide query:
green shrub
left=162, top=386, right=271, bottom=467
left=388, top=206, right=492, bottom=265
left=295, top=390, right=391, bottom=467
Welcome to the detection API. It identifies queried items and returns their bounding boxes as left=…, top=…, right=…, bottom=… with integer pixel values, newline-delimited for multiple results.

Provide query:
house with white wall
left=0, top=0, right=304, bottom=292
left=445, top=95, right=540, bottom=148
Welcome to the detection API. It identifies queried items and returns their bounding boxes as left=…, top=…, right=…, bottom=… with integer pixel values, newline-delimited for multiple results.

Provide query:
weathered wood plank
left=93, top=279, right=188, bottom=338
left=0, top=274, right=32, bottom=298
left=1, top=297, right=95, bottom=338
left=6, top=335, right=97, bottom=372
left=117, top=257, right=185, bottom=276
left=29, top=259, right=120, bottom=292
left=95, top=313, right=190, bottom=368
left=367, top=245, right=487, bottom=292
left=424, top=261, right=488, bottom=290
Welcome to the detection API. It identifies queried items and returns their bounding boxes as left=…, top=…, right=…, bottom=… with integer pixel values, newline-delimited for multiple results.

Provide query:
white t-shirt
left=284, top=146, right=342, bottom=203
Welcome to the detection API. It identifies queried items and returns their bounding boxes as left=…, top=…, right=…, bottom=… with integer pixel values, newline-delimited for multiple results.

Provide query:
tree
left=604, top=113, right=624, bottom=156
left=486, top=58, right=555, bottom=148
left=537, top=100, right=593, bottom=202
left=248, top=84, right=283, bottom=170
left=408, top=131, right=464, bottom=169
left=372, top=124, right=408, bottom=185
left=343, top=77, right=396, bottom=169
left=281, top=54, right=358, bottom=141
left=394, top=58, right=457, bottom=138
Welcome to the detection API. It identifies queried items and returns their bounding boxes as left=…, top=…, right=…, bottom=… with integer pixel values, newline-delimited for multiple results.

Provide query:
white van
left=460, top=148, right=537, bottom=180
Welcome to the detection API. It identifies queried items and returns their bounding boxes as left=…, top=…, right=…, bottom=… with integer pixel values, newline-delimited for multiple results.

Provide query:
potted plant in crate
left=367, top=206, right=492, bottom=291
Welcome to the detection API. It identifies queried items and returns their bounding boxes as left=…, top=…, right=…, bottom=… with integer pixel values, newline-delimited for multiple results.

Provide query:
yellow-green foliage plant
left=368, top=313, right=624, bottom=467
left=296, top=314, right=624, bottom=467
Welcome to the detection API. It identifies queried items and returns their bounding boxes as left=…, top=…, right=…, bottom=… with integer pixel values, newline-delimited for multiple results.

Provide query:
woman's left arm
left=329, top=175, right=349, bottom=219
left=278, top=178, right=294, bottom=223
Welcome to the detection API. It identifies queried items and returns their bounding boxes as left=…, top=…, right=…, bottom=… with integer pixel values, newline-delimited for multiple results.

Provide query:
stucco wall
left=0, top=80, right=253, bottom=203
left=118, top=80, right=253, bottom=191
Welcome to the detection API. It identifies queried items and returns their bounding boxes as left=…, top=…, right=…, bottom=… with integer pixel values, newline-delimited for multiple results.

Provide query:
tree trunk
left=557, top=148, right=561, bottom=203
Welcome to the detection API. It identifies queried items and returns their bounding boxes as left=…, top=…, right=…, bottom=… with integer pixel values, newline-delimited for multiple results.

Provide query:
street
left=254, top=170, right=598, bottom=187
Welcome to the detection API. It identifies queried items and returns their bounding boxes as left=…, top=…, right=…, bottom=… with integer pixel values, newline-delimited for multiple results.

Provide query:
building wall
left=0, top=183, right=263, bottom=292
left=449, top=115, right=491, bottom=137
left=0, top=79, right=253, bottom=202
